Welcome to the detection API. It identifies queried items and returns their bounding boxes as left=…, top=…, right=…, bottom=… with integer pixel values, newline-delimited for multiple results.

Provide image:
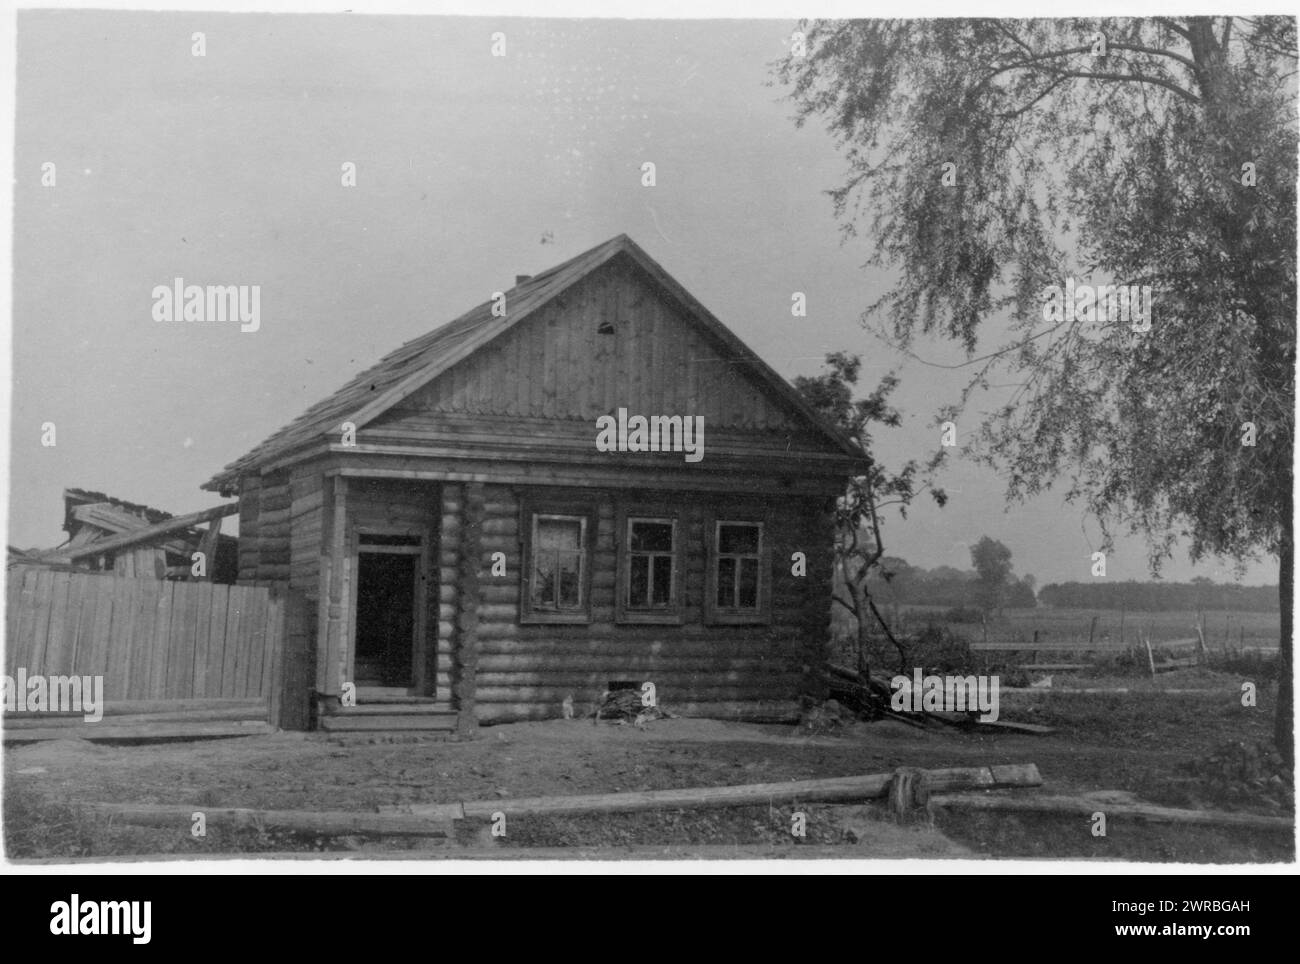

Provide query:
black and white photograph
left=1, top=0, right=1295, bottom=886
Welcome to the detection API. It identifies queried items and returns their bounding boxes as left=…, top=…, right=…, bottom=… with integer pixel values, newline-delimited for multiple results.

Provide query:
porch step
left=345, top=696, right=447, bottom=711
left=320, top=702, right=455, bottom=716
left=315, top=692, right=458, bottom=733
left=318, top=713, right=458, bottom=733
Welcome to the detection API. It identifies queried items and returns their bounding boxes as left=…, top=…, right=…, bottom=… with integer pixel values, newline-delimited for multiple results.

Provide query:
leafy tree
left=1005, top=575, right=1039, bottom=609
left=970, top=536, right=1015, bottom=615
left=777, top=16, right=1296, bottom=762
left=794, top=352, right=945, bottom=677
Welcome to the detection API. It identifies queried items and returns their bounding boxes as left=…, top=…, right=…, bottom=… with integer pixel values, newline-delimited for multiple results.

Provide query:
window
left=715, top=522, right=762, bottom=611
left=531, top=515, right=587, bottom=613
left=616, top=508, right=682, bottom=624
left=705, top=514, right=771, bottom=625
left=627, top=519, right=676, bottom=609
left=521, top=498, right=596, bottom=624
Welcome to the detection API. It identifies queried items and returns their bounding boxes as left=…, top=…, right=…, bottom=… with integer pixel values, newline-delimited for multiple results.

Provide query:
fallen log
left=2, top=698, right=266, bottom=720
left=86, top=803, right=459, bottom=837
left=929, top=792, right=1293, bottom=830
left=3, top=721, right=274, bottom=742
left=976, top=720, right=1057, bottom=735
left=82, top=765, right=1044, bottom=841
left=4, top=708, right=267, bottom=729
left=392, top=763, right=1043, bottom=820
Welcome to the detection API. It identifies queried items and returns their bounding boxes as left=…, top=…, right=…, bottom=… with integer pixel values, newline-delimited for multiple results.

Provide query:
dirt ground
left=3, top=668, right=1293, bottom=863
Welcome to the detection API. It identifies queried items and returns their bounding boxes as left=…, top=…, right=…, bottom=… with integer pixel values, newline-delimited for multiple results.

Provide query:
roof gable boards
left=378, top=258, right=804, bottom=432
left=204, top=235, right=859, bottom=491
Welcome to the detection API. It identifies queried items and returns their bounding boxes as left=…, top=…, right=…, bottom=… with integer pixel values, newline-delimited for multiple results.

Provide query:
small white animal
left=562, top=693, right=575, bottom=720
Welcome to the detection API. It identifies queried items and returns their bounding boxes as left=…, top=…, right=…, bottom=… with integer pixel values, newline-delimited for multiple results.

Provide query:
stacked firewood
left=591, top=688, right=674, bottom=726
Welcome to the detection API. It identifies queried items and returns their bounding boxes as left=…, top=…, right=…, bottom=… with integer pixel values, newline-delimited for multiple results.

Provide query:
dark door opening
left=354, top=551, right=417, bottom=687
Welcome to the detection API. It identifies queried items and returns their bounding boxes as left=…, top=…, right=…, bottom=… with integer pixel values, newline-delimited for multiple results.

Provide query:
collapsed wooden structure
left=205, top=234, right=865, bottom=732
left=11, top=488, right=238, bottom=581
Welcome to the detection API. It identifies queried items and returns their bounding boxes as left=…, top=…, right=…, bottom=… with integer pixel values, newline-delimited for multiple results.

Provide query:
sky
left=6, top=10, right=1279, bottom=587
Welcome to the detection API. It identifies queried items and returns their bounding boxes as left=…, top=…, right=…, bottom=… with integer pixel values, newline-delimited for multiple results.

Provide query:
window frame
left=615, top=505, right=684, bottom=625
left=519, top=500, right=596, bottom=625
left=704, top=511, right=773, bottom=625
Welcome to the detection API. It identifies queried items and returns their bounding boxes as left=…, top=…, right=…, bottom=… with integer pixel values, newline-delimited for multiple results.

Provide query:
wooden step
left=317, top=714, right=458, bottom=733
left=335, top=694, right=444, bottom=705
left=320, top=702, right=455, bottom=716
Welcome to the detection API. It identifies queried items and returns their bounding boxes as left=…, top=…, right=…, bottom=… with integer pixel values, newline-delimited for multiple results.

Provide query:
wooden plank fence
left=4, top=567, right=288, bottom=705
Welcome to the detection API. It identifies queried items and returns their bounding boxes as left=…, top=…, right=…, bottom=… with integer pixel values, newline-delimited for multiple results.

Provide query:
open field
left=4, top=666, right=1291, bottom=863
left=881, top=606, right=1281, bottom=652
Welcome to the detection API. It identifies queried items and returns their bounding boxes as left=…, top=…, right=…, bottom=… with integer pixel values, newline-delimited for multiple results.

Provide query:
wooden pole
left=397, top=764, right=1044, bottom=820
left=87, top=803, right=458, bottom=837
left=1143, top=633, right=1157, bottom=678
left=83, top=765, right=1046, bottom=837
left=1195, top=612, right=1208, bottom=663
left=2, top=697, right=265, bottom=718
left=6, top=721, right=274, bottom=742
left=320, top=476, right=349, bottom=696
left=4, top=707, right=266, bottom=728
left=1088, top=614, right=1097, bottom=648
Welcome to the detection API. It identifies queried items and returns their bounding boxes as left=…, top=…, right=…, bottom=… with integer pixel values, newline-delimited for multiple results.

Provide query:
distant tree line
left=863, top=555, right=1038, bottom=611
left=1037, top=578, right=1279, bottom=613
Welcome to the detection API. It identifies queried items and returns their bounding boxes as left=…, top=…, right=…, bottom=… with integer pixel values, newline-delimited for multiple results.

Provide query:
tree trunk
left=847, top=578, right=871, bottom=679
left=1276, top=525, right=1293, bottom=768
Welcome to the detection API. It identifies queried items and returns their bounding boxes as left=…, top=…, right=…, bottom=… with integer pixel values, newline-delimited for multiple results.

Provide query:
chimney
left=515, top=274, right=532, bottom=286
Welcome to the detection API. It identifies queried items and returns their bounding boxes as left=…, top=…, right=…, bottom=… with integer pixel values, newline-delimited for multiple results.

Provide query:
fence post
left=271, top=588, right=313, bottom=730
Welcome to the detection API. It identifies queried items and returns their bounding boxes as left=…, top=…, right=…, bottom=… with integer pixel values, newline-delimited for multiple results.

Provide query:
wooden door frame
left=346, top=525, right=433, bottom=696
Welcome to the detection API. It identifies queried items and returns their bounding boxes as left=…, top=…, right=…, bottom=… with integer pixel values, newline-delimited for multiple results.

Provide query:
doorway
left=353, top=541, right=422, bottom=689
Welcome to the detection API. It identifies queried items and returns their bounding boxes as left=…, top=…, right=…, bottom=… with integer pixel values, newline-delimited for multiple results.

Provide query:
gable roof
left=203, top=234, right=861, bottom=492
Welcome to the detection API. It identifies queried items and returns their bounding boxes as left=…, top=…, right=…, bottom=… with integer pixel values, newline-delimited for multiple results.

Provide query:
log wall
left=471, top=483, right=833, bottom=723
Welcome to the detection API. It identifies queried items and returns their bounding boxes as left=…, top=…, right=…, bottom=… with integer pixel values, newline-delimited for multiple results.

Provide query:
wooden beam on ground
left=3, top=698, right=266, bottom=719
left=3, top=721, right=273, bottom=742
left=4, top=707, right=267, bottom=729
left=929, top=792, right=1292, bottom=831
left=393, top=764, right=1043, bottom=820
left=976, top=720, right=1057, bottom=735
left=85, top=803, right=458, bottom=837
left=53, top=503, right=239, bottom=562
left=74, top=765, right=1044, bottom=843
